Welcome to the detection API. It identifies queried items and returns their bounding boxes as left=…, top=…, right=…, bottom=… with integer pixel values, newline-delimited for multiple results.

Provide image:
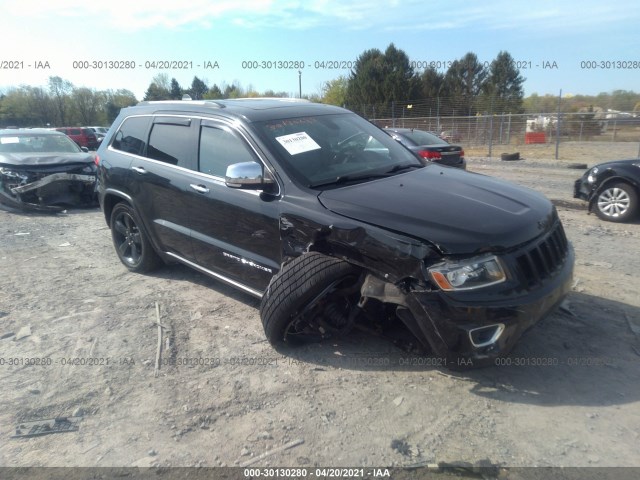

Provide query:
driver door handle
left=190, top=184, right=210, bottom=194
left=131, top=166, right=147, bottom=174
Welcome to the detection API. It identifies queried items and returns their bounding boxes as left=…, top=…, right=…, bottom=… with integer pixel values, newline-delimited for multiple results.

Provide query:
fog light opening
left=469, top=323, right=505, bottom=348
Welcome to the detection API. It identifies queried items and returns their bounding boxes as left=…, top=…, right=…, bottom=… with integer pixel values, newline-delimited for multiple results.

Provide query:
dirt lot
left=1, top=142, right=639, bottom=473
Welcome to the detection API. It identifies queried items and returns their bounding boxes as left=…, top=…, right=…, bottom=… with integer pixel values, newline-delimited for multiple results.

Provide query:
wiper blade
left=309, top=163, right=423, bottom=188
left=309, top=172, right=390, bottom=188
left=385, top=163, right=423, bottom=174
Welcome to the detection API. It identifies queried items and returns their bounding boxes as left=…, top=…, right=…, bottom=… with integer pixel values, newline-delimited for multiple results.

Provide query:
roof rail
left=136, top=99, right=225, bottom=108
left=135, top=97, right=314, bottom=107
left=229, top=97, right=312, bottom=103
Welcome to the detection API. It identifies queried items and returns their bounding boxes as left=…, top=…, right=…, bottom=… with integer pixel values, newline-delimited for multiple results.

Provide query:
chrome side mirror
left=225, top=161, right=275, bottom=191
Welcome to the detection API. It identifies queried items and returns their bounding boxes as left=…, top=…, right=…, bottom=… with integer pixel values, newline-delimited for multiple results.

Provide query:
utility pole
left=555, top=89, right=562, bottom=160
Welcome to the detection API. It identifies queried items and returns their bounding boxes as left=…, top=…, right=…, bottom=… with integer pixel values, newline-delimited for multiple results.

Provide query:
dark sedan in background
left=574, top=159, right=640, bottom=222
left=385, top=128, right=466, bottom=169
left=0, top=129, right=97, bottom=211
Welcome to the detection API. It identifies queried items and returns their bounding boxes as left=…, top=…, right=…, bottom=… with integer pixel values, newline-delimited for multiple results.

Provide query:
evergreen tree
left=170, top=78, right=183, bottom=100
left=381, top=43, right=419, bottom=103
left=143, top=74, right=171, bottom=101
left=204, top=84, right=223, bottom=99
left=345, top=44, right=418, bottom=116
left=419, top=67, right=445, bottom=99
left=483, top=51, right=525, bottom=113
left=223, top=83, right=243, bottom=98
left=189, top=76, right=208, bottom=100
left=443, top=52, right=487, bottom=115
left=143, top=83, right=170, bottom=101
left=345, top=48, right=386, bottom=108
left=416, top=67, right=446, bottom=117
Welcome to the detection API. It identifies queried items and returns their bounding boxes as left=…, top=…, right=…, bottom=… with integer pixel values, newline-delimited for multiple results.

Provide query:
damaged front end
left=280, top=207, right=574, bottom=366
left=355, top=221, right=574, bottom=366
left=0, top=162, right=97, bottom=212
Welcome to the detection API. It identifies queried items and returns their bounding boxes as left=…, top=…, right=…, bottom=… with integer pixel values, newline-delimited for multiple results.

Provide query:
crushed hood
left=0, top=152, right=95, bottom=168
left=318, top=165, right=556, bottom=255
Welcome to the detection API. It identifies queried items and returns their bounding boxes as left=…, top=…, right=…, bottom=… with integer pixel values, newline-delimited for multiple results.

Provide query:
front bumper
left=574, top=177, right=590, bottom=201
left=404, top=242, right=575, bottom=365
left=0, top=170, right=97, bottom=212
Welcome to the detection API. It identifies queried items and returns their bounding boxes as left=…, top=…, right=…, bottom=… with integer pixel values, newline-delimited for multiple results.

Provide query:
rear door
left=184, top=119, right=282, bottom=294
left=128, top=115, right=198, bottom=260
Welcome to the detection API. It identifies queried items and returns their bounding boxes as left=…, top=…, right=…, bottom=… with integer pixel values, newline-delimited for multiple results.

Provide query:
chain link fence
left=344, top=97, right=640, bottom=159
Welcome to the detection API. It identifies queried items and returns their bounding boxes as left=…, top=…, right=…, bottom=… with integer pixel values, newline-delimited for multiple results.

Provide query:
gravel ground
left=0, top=142, right=639, bottom=476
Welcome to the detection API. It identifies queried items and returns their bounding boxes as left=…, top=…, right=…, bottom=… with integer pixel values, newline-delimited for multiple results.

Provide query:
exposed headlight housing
left=0, top=167, right=28, bottom=182
left=428, top=255, right=507, bottom=291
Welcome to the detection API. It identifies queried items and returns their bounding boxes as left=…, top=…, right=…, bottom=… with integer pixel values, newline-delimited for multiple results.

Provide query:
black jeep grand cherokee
left=96, top=99, right=574, bottom=366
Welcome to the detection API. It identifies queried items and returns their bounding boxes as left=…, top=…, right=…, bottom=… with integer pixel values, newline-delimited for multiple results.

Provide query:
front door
left=185, top=119, right=281, bottom=294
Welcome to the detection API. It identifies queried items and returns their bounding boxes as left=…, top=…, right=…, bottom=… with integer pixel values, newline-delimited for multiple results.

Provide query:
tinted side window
left=147, top=123, right=192, bottom=166
left=199, top=126, right=256, bottom=177
left=112, top=116, right=150, bottom=156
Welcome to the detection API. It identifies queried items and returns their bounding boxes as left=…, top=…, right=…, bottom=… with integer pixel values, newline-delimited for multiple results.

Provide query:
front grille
left=515, top=222, right=569, bottom=288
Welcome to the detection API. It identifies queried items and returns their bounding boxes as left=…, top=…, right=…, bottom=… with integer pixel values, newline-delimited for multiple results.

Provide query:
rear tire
left=594, top=182, right=638, bottom=222
left=110, top=202, right=162, bottom=272
left=260, top=252, right=360, bottom=347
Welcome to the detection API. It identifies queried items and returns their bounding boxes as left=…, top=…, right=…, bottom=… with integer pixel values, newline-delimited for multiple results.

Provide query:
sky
left=1, top=0, right=639, bottom=101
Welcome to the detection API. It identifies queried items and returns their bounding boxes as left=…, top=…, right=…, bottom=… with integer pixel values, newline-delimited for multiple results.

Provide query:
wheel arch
left=277, top=214, right=442, bottom=351
left=103, top=189, right=166, bottom=263
left=588, top=175, right=639, bottom=212
left=102, top=188, right=134, bottom=227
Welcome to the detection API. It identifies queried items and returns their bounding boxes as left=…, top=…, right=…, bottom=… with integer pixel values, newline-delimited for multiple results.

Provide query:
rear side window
left=401, top=130, right=442, bottom=145
left=147, top=123, right=192, bottom=166
left=111, top=116, right=150, bottom=156
left=199, top=125, right=256, bottom=177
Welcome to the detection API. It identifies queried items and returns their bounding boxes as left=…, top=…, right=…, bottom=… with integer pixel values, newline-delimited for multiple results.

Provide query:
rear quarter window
left=111, top=116, right=151, bottom=156
left=147, top=122, right=193, bottom=167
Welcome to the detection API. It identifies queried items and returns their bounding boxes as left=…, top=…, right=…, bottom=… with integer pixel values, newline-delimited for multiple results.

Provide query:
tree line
left=326, top=45, right=525, bottom=117
left=0, top=74, right=295, bottom=128
left=141, top=73, right=292, bottom=102
left=1, top=45, right=639, bottom=128
left=0, top=76, right=138, bottom=128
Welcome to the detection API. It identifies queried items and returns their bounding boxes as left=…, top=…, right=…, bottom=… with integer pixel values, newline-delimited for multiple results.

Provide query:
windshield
left=254, top=113, right=422, bottom=188
left=0, top=133, right=82, bottom=154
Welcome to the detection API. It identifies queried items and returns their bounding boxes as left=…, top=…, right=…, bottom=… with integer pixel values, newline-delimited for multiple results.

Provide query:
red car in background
left=55, top=127, right=100, bottom=150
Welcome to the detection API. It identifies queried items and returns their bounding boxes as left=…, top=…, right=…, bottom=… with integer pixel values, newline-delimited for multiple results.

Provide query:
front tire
left=110, top=202, right=162, bottom=272
left=594, top=182, right=638, bottom=222
left=260, top=252, right=360, bottom=347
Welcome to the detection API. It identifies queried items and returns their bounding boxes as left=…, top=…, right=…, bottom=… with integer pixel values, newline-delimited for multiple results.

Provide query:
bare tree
left=48, top=76, right=74, bottom=125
